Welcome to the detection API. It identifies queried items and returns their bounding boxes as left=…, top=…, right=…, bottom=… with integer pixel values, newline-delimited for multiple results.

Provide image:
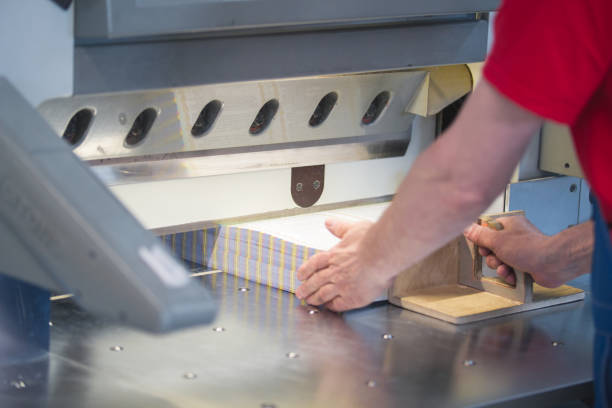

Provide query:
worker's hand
left=464, top=215, right=564, bottom=288
left=296, top=218, right=392, bottom=312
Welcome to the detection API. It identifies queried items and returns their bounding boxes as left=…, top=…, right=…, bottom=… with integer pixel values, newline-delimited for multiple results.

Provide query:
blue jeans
left=592, top=200, right=612, bottom=407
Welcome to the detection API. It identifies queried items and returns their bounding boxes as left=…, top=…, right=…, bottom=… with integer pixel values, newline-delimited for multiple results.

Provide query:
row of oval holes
left=62, top=91, right=391, bottom=148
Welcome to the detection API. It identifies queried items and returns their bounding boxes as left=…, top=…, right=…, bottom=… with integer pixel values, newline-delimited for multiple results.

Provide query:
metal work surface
left=0, top=272, right=593, bottom=407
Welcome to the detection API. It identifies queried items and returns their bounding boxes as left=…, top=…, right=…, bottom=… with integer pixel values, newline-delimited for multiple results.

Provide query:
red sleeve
left=483, top=0, right=612, bottom=126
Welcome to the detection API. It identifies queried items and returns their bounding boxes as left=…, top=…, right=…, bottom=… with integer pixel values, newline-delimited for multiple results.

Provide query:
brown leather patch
left=291, top=165, right=324, bottom=208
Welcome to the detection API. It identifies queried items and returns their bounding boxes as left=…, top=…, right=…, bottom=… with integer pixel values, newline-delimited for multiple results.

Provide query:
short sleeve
left=483, top=0, right=612, bottom=126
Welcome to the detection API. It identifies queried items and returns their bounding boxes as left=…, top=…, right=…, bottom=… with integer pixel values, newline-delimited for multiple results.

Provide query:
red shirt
left=483, top=0, right=612, bottom=221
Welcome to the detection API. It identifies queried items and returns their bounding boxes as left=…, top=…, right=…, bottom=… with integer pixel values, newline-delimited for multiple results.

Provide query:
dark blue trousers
left=592, top=200, right=612, bottom=407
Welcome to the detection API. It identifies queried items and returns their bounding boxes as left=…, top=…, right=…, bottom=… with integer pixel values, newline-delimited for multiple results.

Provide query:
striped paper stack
left=163, top=203, right=389, bottom=294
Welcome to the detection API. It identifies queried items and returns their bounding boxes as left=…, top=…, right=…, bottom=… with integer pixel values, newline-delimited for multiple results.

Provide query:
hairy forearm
left=358, top=80, right=542, bottom=280
left=360, top=139, right=496, bottom=279
left=543, top=221, right=594, bottom=281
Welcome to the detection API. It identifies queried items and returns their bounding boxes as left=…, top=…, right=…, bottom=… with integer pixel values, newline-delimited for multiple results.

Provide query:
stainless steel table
left=0, top=271, right=593, bottom=407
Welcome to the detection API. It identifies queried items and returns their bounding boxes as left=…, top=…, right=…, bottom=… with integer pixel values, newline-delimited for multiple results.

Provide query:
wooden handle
left=471, top=211, right=533, bottom=303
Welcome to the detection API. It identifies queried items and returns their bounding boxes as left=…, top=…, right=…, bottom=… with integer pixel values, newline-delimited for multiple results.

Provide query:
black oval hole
left=125, top=108, right=157, bottom=147
left=309, top=92, right=338, bottom=127
left=249, top=99, right=279, bottom=135
left=191, top=100, right=222, bottom=137
left=62, top=108, right=94, bottom=147
left=361, top=91, right=391, bottom=126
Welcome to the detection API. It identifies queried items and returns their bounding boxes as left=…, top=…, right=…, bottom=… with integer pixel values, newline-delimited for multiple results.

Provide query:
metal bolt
left=10, top=381, right=26, bottom=390
left=286, top=352, right=299, bottom=359
left=212, top=327, right=226, bottom=332
left=110, top=345, right=124, bottom=352
left=118, top=113, right=127, bottom=125
left=48, top=321, right=53, bottom=327
left=295, top=182, right=303, bottom=192
left=313, top=180, right=321, bottom=190
left=238, top=287, right=250, bottom=292
left=552, top=341, right=564, bottom=347
left=308, top=309, right=319, bottom=315
left=570, top=184, right=577, bottom=193
left=382, top=333, right=393, bottom=340
left=183, top=372, right=197, bottom=380
left=366, top=380, right=377, bottom=388
left=463, top=360, right=476, bottom=367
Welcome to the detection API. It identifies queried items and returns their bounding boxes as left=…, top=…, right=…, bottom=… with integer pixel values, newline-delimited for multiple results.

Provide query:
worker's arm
left=295, top=79, right=543, bottom=311
left=464, top=217, right=593, bottom=287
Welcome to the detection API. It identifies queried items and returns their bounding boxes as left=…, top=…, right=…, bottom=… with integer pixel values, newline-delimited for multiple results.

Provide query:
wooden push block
left=459, top=211, right=533, bottom=303
left=388, top=212, right=584, bottom=324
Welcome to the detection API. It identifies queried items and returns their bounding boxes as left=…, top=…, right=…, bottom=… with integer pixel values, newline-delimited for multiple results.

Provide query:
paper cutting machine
left=1, top=1, right=594, bottom=406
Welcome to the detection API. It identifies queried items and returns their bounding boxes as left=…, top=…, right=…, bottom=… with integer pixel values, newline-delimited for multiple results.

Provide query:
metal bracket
left=291, top=165, right=325, bottom=208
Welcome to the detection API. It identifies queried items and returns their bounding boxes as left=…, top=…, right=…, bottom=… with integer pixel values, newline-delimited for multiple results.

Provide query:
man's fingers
left=297, top=252, right=330, bottom=281
left=325, top=218, right=355, bottom=239
left=464, top=223, right=499, bottom=251
left=326, top=296, right=350, bottom=312
left=305, top=284, right=339, bottom=306
left=479, top=247, right=491, bottom=256
left=486, top=254, right=503, bottom=270
left=296, top=267, right=334, bottom=300
left=497, top=264, right=516, bottom=285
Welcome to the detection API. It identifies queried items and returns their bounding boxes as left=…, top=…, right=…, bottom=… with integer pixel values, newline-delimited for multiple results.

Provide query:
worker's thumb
left=325, top=218, right=354, bottom=239
left=463, top=223, right=498, bottom=250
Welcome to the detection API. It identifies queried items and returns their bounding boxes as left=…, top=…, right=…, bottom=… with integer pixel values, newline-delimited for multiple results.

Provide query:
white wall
left=0, top=1, right=73, bottom=106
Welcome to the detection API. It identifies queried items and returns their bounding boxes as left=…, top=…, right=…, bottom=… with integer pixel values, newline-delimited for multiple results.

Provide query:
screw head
left=463, top=359, right=476, bottom=367
left=569, top=184, right=577, bottom=193
left=286, top=352, right=299, bottom=359
left=10, top=380, right=26, bottom=390
left=295, top=182, right=303, bottom=192
left=110, top=345, right=124, bottom=352
left=212, top=327, right=226, bottom=332
left=366, top=380, right=377, bottom=388
left=183, top=372, right=197, bottom=380
left=382, top=333, right=393, bottom=340
left=48, top=321, right=53, bottom=327
left=313, top=180, right=321, bottom=190
left=552, top=341, right=564, bottom=347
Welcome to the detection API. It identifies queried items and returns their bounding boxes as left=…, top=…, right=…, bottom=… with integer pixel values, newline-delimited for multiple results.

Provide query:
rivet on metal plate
left=10, top=380, right=27, bottom=390
left=552, top=341, right=564, bottom=347
left=48, top=321, right=53, bottom=327
left=366, top=380, right=377, bottom=388
left=183, top=372, right=197, bottom=380
left=463, top=360, right=476, bottom=367
left=110, top=345, right=124, bottom=352
left=382, top=333, right=393, bottom=340
left=213, top=327, right=226, bottom=332
left=286, top=352, right=299, bottom=359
